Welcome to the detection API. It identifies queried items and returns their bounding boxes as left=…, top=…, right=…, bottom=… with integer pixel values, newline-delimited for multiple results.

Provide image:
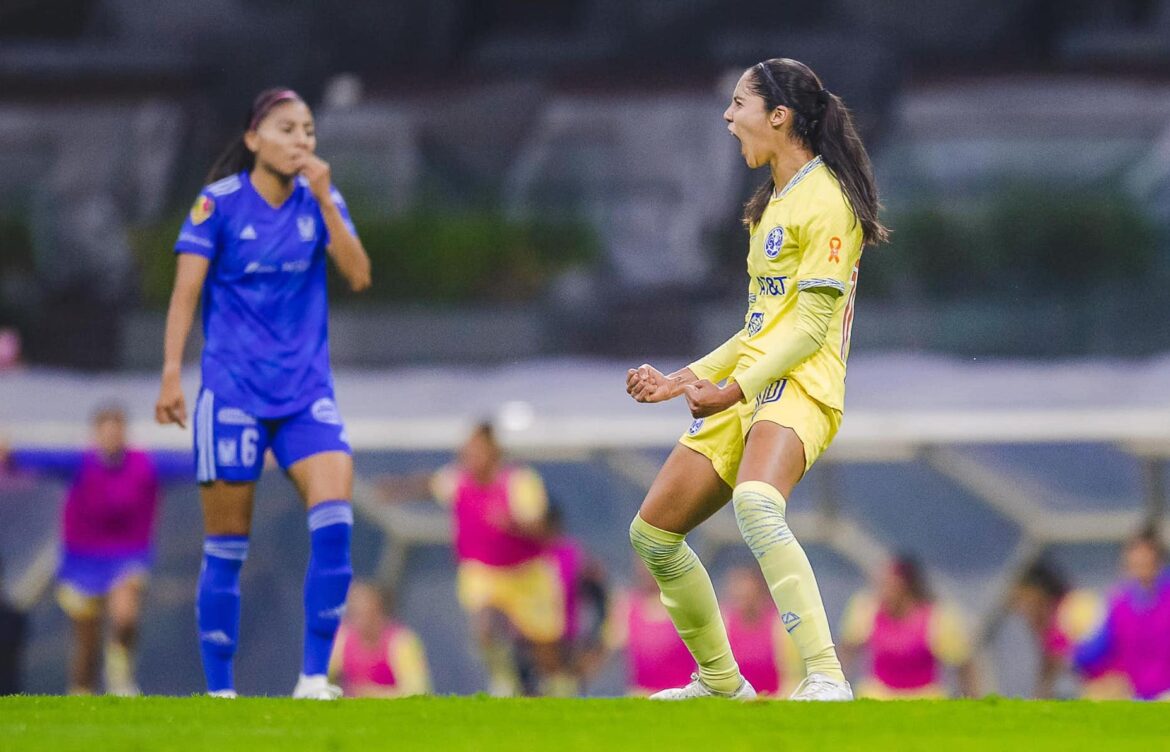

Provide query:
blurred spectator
left=1075, top=527, right=1170, bottom=700
left=605, top=561, right=696, bottom=696
left=0, top=554, right=28, bottom=695
left=840, top=555, right=979, bottom=699
left=721, top=566, right=802, bottom=697
left=1012, top=558, right=1124, bottom=699
left=516, top=502, right=609, bottom=696
left=4, top=404, right=188, bottom=695
left=378, top=422, right=567, bottom=696
left=328, top=581, right=431, bottom=698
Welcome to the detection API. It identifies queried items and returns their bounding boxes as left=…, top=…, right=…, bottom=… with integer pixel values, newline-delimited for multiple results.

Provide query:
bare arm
left=156, top=254, right=209, bottom=429
left=302, top=155, right=371, bottom=292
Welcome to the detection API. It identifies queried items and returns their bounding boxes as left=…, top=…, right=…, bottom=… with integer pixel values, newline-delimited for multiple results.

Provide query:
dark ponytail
left=205, top=87, right=305, bottom=184
left=742, top=59, right=889, bottom=246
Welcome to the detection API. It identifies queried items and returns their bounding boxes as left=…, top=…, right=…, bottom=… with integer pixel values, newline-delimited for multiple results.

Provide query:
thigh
left=737, top=421, right=806, bottom=500
left=637, top=443, right=733, bottom=535
left=193, top=389, right=269, bottom=483
left=200, top=480, right=256, bottom=536
left=287, top=451, right=354, bottom=508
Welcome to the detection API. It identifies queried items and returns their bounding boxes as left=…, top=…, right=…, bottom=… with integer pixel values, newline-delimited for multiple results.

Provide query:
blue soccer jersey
left=174, top=171, right=357, bottom=418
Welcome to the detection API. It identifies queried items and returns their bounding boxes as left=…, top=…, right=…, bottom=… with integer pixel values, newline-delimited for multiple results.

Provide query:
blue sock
left=303, top=500, right=353, bottom=677
left=197, top=535, right=248, bottom=692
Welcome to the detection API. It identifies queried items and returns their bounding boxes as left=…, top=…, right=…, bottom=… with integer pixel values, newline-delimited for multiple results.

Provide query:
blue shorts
left=58, top=549, right=152, bottom=597
left=192, top=388, right=351, bottom=483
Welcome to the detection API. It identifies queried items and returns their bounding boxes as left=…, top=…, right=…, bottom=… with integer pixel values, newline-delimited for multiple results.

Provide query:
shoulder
left=190, top=174, right=244, bottom=221
left=799, top=169, right=856, bottom=223
left=206, top=173, right=245, bottom=198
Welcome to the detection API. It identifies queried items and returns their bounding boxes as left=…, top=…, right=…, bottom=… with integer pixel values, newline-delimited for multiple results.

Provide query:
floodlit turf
left=3, top=695, right=1169, bottom=752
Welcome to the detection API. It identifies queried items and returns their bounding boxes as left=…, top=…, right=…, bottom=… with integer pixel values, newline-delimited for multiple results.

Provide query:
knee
left=628, top=515, right=692, bottom=581
left=731, top=481, right=792, bottom=559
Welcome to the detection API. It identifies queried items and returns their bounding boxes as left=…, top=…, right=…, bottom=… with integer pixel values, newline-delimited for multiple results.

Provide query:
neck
left=769, top=143, right=817, bottom=195
left=249, top=165, right=295, bottom=208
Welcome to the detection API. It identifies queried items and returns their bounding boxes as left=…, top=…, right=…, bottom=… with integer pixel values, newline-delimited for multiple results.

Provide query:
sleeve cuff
left=797, top=278, right=845, bottom=293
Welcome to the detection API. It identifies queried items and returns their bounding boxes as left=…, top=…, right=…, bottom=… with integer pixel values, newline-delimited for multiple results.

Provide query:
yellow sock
left=104, top=641, right=139, bottom=696
left=480, top=639, right=520, bottom=697
left=629, top=514, right=742, bottom=693
left=732, top=480, right=845, bottom=683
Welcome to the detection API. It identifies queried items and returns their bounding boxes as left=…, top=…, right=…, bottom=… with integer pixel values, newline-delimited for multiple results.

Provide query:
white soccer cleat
left=789, top=673, right=854, bottom=701
left=649, top=673, right=757, bottom=701
left=292, top=673, right=343, bottom=700
left=207, top=689, right=238, bottom=699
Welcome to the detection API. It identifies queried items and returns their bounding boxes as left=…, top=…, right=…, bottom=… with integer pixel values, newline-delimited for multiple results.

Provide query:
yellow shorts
left=679, top=377, right=841, bottom=488
left=456, top=557, right=565, bottom=644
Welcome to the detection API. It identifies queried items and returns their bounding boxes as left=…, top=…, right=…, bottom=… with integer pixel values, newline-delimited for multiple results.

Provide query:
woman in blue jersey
left=155, top=88, right=371, bottom=699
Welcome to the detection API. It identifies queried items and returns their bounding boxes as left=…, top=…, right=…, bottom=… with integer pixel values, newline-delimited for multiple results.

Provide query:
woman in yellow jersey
left=625, top=58, right=888, bottom=701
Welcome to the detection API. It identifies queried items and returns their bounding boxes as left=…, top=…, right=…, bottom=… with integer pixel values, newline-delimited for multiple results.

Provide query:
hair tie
left=248, top=89, right=301, bottom=131
left=816, top=88, right=831, bottom=106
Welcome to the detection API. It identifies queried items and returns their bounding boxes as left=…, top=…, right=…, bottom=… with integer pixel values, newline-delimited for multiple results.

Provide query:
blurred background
left=1, top=0, right=1169, bottom=699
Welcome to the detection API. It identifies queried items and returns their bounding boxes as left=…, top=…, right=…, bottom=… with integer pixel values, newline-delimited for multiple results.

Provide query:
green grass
left=3, top=696, right=1169, bottom=751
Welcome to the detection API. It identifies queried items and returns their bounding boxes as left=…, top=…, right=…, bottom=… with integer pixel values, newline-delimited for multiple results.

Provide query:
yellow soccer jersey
left=692, top=156, right=864, bottom=412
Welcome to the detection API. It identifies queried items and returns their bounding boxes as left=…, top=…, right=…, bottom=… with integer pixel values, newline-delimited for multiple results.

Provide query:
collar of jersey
left=771, top=155, right=823, bottom=201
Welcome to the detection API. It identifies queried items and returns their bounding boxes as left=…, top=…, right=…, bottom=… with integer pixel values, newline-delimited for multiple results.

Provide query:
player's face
left=459, top=432, right=500, bottom=478
left=723, top=70, right=784, bottom=169
left=877, top=564, right=909, bottom=605
left=1124, top=541, right=1162, bottom=584
left=347, top=585, right=384, bottom=634
left=93, top=415, right=126, bottom=456
left=248, top=100, right=317, bottom=179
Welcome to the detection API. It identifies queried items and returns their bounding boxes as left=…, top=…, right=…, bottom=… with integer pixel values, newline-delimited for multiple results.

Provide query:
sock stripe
left=203, top=539, right=250, bottom=560
left=307, top=501, right=353, bottom=531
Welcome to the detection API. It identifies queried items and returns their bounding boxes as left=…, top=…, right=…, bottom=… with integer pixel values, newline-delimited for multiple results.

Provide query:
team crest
left=189, top=195, right=214, bottom=225
left=764, top=226, right=785, bottom=259
left=687, top=418, right=704, bottom=436
left=828, top=236, right=842, bottom=263
left=297, top=215, right=316, bottom=242
left=746, top=311, right=764, bottom=336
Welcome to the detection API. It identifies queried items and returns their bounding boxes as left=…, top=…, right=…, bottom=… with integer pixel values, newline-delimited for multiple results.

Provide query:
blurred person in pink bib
left=328, top=581, right=430, bottom=698
left=606, top=562, right=697, bottom=695
left=1075, top=527, right=1170, bottom=700
left=1012, top=558, right=1123, bottom=699
left=380, top=423, right=567, bottom=695
left=840, top=555, right=978, bottom=699
left=721, top=565, right=802, bottom=697
left=4, top=404, right=188, bottom=695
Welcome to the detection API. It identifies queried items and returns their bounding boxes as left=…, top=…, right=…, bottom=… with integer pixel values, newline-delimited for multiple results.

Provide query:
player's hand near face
left=683, top=379, right=744, bottom=418
left=299, top=154, right=333, bottom=204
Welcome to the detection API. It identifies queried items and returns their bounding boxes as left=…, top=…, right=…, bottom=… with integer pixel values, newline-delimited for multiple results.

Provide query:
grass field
left=4, top=696, right=1169, bottom=752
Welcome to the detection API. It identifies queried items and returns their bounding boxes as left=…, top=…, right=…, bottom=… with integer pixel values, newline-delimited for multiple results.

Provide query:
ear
left=769, top=106, right=789, bottom=129
left=243, top=130, right=260, bottom=154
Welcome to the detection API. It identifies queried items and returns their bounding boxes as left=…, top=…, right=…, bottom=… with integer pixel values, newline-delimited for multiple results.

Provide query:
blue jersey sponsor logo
left=746, top=312, right=764, bottom=336
left=764, top=226, right=785, bottom=259
left=755, top=275, right=788, bottom=296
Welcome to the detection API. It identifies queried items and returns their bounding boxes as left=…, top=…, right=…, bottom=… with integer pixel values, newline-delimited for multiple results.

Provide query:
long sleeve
left=688, top=333, right=742, bottom=383
left=732, top=287, right=838, bottom=401
left=7, top=449, right=86, bottom=479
